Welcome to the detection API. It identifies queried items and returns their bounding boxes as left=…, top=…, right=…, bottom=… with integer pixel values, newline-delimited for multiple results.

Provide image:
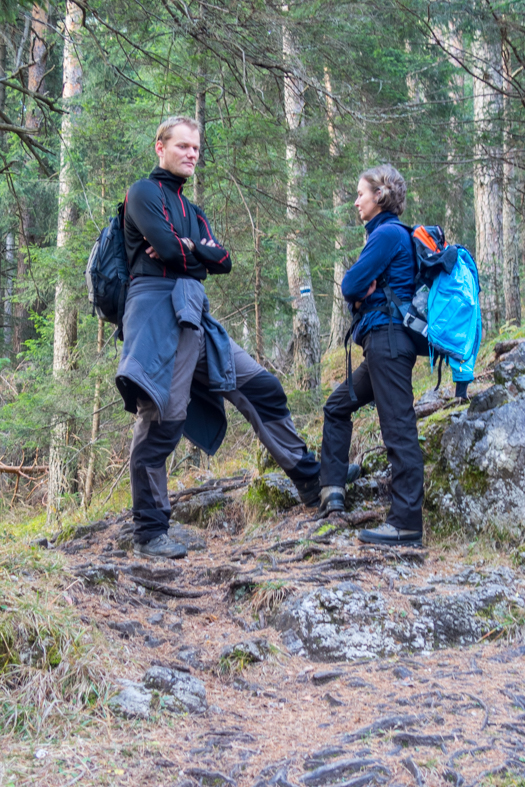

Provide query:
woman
left=319, top=164, right=423, bottom=545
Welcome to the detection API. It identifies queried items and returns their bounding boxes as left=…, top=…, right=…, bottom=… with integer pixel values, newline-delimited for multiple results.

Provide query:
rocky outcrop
left=423, top=342, right=525, bottom=535
left=274, top=577, right=510, bottom=661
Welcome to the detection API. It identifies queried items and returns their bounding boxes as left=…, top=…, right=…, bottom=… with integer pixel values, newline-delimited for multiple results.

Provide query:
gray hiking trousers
left=130, top=326, right=319, bottom=542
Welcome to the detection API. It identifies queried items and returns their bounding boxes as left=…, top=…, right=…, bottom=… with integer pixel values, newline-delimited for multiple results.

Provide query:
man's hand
left=144, top=236, right=216, bottom=258
left=181, top=237, right=196, bottom=252
left=355, top=279, right=377, bottom=310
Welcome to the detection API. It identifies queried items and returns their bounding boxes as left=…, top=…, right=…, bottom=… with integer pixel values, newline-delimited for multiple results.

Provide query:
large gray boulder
left=423, top=342, right=525, bottom=535
left=274, top=580, right=508, bottom=661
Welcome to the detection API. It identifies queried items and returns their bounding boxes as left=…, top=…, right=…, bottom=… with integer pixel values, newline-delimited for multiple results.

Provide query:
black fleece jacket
left=124, top=166, right=232, bottom=280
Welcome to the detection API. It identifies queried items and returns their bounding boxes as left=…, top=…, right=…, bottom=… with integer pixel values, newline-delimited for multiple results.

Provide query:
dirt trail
left=35, top=486, right=525, bottom=787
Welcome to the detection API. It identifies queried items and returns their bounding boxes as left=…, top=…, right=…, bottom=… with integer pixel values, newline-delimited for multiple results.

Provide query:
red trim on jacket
left=158, top=180, right=187, bottom=272
left=177, top=185, right=186, bottom=217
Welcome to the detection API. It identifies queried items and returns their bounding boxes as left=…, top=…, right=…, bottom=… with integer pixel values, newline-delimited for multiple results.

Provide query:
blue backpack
left=349, top=223, right=482, bottom=399
left=85, top=201, right=129, bottom=339
left=398, top=224, right=482, bottom=390
left=425, top=245, right=482, bottom=386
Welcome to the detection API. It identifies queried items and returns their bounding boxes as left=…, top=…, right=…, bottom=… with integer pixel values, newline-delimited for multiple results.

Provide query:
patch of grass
left=219, top=647, right=259, bottom=675
left=251, top=580, right=296, bottom=614
left=0, top=540, right=112, bottom=739
left=481, top=772, right=525, bottom=787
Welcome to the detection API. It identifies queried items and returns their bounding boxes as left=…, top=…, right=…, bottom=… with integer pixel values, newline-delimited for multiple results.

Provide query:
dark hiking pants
left=320, top=325, right=423, bottom=532
left=130, top=326, right=320, bottom=542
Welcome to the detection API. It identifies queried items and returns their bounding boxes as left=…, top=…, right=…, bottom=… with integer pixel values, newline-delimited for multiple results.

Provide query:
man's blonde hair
left=155, top=115, right=200, bottom=144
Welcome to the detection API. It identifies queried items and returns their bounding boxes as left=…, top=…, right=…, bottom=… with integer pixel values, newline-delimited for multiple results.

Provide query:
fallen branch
left=127, top=575, right=207, bottom=598
left=0, top=462, right=48, bottom=478
left=169, top=475, right=251, bottom=504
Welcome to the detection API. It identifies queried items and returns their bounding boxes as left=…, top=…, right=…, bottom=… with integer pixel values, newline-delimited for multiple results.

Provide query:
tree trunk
left=324, top=66, right=349, bottom=351
left=282, top=8, right=321, bottom=389
left=13, top=3, right=49, bottom=356
left=254, top=202, right=263, bottom=364
left=502, top=69, right=521, bottom=325
left=443, top=27, right=465, bottom=244
left=186, top=23, right=206, bottom=471
left=193, top=5, right=206, bottom=208
left=472, top=35, right=504, bottom=334
left=83, top=318, right=104, bottom=508
left=47, top=1, right=82, bottom=524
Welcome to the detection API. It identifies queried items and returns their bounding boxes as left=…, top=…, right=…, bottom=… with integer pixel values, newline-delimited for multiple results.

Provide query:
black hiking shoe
left=294, top=475, right=321, bottom=507
left=346, top=463, right=361, bottom=485
left=296, top=464, right=361, bottom=509
left=134, top=533, right=188, bottom=560
left=358, top=523, right=422, bottom=546
left=318, top=486, right=346, bottom=516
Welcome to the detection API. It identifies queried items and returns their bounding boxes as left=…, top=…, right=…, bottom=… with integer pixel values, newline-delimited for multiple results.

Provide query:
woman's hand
left=354, top=279, right=377, bottom=310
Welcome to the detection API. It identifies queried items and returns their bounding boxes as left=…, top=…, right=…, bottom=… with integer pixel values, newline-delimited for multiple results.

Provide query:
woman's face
left=355, top=178, right=382, bottom=223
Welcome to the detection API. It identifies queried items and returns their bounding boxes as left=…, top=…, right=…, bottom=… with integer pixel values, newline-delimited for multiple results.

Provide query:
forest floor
left=2, top=480, right=525, bottom=787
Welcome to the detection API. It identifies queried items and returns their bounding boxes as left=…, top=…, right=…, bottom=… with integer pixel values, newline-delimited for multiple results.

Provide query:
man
left=115, top=116, right=321, bottom=559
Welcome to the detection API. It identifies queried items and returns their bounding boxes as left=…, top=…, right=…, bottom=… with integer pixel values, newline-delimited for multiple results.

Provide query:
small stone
left=143, top=665, right=207, bottom=713
left=147, top=612, right=165, bottom=626
left=167, top=524, right=207, bottom=551
left=144, top=635, right=165, bottom=648
left=220, top=638, right=270, bottom=664
left=206, top=564, right=238, bottom=584
left=107, top=620, right=145, bottom=638
left=312, top=669, right=344, bottom=686
left=109, top=680, right=152, bottom=719
left=323, top=692, right=345, bottom=707
left=75, top=564, right=119, bottom=585
left=392, top=665, right=412, bottom=679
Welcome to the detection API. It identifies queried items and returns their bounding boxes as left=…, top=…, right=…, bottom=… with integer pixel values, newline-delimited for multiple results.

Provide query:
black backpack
left=85, top=201, right=129, bottom=339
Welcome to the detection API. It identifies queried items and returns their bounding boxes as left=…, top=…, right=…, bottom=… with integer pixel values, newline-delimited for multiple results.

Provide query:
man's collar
left=150, top=165, right=187, bottom=189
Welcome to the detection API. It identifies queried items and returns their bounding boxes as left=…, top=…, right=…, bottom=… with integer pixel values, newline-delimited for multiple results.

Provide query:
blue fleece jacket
left=342, top=211, right=416, bottom=344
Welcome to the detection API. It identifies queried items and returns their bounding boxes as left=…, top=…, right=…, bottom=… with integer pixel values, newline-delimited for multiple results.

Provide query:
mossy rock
left=247, top=473, right=300, bottom=511
left=256, top=445, right=280, bottom=475
left=361, top=450, right=389, bottom=476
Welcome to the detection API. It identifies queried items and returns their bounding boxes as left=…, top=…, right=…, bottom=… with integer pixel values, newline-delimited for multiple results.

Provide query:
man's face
left=155, top=124, right=200, bottom=178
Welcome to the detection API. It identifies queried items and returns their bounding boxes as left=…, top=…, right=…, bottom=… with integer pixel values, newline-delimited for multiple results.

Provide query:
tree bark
left=502, top=66, right=521, bottom=326
left=193, top=3, right=206, bottom=208
left=324, top=66, right=349, bottom=351
left=13, top=3, right=49, bottom=356
left=83, top=318, right=104, bottom=508
left=282, top=8, right=321, bottom=389
left=254, top=202, right=263, bottom=364
left=442, top=27, right=465, bottom=244
left=472, top=34, right=504, bottom=334
left=47, top=1, right=82, bottom=524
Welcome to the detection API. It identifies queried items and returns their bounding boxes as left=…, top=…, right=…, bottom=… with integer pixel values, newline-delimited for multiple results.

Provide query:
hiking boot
left=318, top=486, right=346, bottom=516
left=358, top=523, right=422, bottom=546
left=134, top=533, right=187, bottom=560
left=294, top=475, right=321, bottom=507
left=346, top=463, right=361, bottom=485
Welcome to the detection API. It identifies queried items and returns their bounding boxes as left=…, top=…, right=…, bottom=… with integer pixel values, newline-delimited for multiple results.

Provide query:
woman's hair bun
left=360, top=164, right=406, bottom=216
